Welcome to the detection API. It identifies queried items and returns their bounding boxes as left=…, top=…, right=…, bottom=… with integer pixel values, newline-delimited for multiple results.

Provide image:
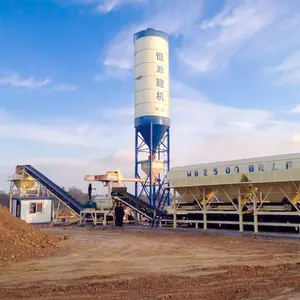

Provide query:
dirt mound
left=0, top=205, right=64, bottom=264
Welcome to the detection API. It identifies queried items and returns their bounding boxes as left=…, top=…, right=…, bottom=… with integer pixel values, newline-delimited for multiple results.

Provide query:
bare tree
left=67, top=186, right=89, bottom=203
left=0, top=191, right=9, bottom=207
left=0, top=187, right=90, bottom=209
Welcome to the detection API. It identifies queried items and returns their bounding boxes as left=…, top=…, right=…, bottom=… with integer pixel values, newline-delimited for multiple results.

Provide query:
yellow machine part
left=201, top=191, right=215, bottom=205
left=292, top=192, right=300, bottom=204
left=242, top=192, right=253, bottom=204
left=14, top=175, right=36, bottom=191
left=241, top=187, right=258, bottom=204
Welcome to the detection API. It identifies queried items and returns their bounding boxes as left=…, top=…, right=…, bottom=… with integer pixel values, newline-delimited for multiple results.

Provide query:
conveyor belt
left=23, top=165, right=83, bottom=214
left=111, top=188, right=163, bottom=221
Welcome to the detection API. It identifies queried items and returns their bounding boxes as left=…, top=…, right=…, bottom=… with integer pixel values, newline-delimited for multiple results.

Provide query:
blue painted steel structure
left=134, top=127, right=170, bottom=208
left=134, top=28, right=171, bottom=208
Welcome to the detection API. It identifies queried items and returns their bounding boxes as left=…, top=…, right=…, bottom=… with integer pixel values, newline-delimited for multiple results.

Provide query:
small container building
left=11, top=197, right=53, bottom=224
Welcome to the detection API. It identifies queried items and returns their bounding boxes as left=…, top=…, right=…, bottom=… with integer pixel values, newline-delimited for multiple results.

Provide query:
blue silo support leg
left=149, top=122, right=153, bottom=207
left=157, top=142, right=161, bottom=206
left=134, top=128, right=139, bottom=224
left=167, top=128, right=171, bottom=205
left=135, top=128, right=138, bottom=198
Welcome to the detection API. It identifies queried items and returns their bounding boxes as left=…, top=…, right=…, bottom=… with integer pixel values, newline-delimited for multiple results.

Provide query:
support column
left=149, top=122, right=153, bottom=207
left=134, top=128, right=138, bottom=198
left=93, top=212, right=96, bottom=226
left=9, top=194, right=12, bottom=213
left=173, top=213, right=177, bottom=228
left=238, top=187, right=243, bottom=232
left=203, top=188, right=207, bottom=230
left=52, top=198, right=55, bottom=223
left=103, top=213, right=107, bottom=226
left=203, top=210, right=207, bottom=230
left=167, top=128, right=171, bottom=205
left=253, top=191, right=258, bottom=233
left=134, top=211, right=139, bottom=225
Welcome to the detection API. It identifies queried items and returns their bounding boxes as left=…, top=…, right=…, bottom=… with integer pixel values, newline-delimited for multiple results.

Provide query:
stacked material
left=0, top=205, right=63, bottom=263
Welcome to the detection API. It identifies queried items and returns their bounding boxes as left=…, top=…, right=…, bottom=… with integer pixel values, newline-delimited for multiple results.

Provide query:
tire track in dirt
left=2, top=263, right=300, bottom=300
left=2, top=227, right=300, bottom=299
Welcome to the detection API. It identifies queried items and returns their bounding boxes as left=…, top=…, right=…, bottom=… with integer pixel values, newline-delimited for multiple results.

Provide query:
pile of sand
left=0, top=205, right=64, bottom=264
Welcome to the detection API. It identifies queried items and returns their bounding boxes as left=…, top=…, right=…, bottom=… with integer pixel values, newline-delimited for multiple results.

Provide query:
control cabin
left=11, top=197, right=53, bottom=224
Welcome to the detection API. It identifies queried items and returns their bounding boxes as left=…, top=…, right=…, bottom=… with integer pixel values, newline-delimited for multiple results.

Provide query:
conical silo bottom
left=137, top=124, right=169, bottom=150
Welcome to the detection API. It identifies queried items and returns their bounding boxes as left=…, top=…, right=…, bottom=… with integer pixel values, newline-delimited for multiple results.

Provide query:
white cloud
left=287, top=104, right=300, bottom=113
left=272, top=51, right=300, bottom=86
left=101, top=106, right=133, bottom=118
left=61, top=0, right=147, bottom=13
left=4, top=0, right=299, bottom=194
left=93, top=68, right=131, bottom=81
left=101, top=26, right=138, bottom=72
left=0, top=70, right=50, bottom=89
left=0, top=108, right=133, bottom=149
left=275, top=51, right=300, bottom=72
left=97, top=0, right=203, bottom=78
left=64, top=0, right=300, bottom=79
left=171, top=99, right=300, bottom=166
left=0, top=69, right=78, bottom=92
left=1, top=79, right=300, bottom=191
left=0, top=152, right=134, bottom=193
left=98, top=0, right=299, bottom=78
left=95, top=0, right=147, bottom=13
left=179, top=0, right=283, bottom=73
left=54, top=83, right=78, bottom=91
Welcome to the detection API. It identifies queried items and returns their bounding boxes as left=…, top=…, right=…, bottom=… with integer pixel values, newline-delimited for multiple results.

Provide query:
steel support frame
left=9, top=181, right=20, bottom=213
left=9, top=177, right=46, bottom=212
left=168, top=186, right=243, bottom=231
left=51, top=196, right=79, bottom=223
left=79, top=210, right=108, bottom=226
left=252, top=182, right=300, bottom=233
left=134, top=127, right=170, bottom=208
left=9, top=170, right=80, bottom=224
left=25, top=170, right=80, bottom=223
left=160, top=181, right=300, bottom=234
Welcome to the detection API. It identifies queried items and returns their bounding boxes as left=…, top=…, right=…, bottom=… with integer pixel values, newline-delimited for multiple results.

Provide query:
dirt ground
left=1, top=226, right=300, bottom=300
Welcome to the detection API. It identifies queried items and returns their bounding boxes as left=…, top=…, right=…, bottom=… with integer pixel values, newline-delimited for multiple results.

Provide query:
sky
left=0, top=0, right=300, bottom=193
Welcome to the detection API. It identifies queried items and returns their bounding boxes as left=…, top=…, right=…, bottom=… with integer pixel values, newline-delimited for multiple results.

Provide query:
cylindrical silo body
left=134, top=28, right=170, bottom=150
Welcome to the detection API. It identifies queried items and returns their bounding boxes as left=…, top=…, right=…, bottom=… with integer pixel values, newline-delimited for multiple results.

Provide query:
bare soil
left=0, top=205, right=64, bottom=263
left=1, top=225, right=300, bottom=299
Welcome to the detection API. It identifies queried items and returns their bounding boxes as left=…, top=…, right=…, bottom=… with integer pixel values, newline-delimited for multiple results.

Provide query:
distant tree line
left=67, top=186, right=90, bottom=203
left=0, top=187, right=91, bottom=208
left=0, top=191, right=9, bottom=207
left=0, top=187, right=177, bottom=209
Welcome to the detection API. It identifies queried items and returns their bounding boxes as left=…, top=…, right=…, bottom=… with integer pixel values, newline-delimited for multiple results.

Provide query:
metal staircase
left=151, top=187, right=170, bottom=227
